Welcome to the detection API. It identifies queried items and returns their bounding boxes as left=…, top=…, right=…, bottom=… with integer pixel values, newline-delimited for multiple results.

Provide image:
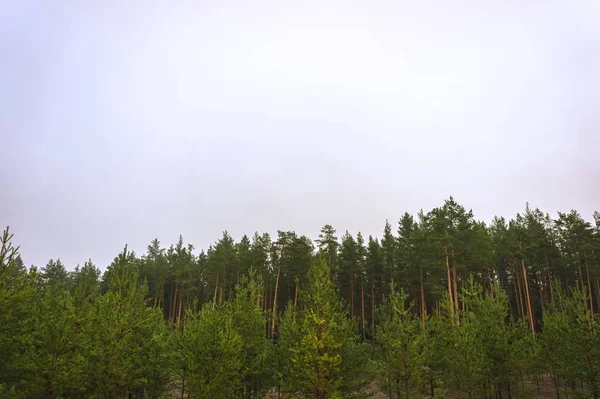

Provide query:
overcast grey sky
left=2, top=0, right=599, bottom=269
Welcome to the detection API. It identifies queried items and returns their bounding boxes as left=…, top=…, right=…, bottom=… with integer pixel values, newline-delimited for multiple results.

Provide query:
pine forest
left=2, top=197, right=600, bottom=399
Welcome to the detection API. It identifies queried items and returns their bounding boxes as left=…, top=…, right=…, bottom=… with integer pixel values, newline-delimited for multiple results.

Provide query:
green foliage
left=376, top=283, right=422, bottom=399
left=42, top=258, right=69, bottom=288
left=85, top=246, right=167, bottom=398
left=0, top=227, right=37, bottom=394
left=542, top=284, right=600, bottom=398
left=18, top=287, right=86, bottom=397
left=1, top=197, right=600, bottom=399
left=179, top=302, right=243, bottom=398
left=227, top=269, right=273, bottom=397
left=279, top=255, right=370, bottom=399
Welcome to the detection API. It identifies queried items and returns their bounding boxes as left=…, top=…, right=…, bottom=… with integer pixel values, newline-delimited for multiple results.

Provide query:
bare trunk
left=445, top=246, right=454, bottom=312
left=452, top=250, right=459, bottom=312
left=361, top=276, right=365, bottom=340
left=212, top=276, right=219, bottom=311
left=585, top=257, right=594, bottom=316
left=453, top=264, right=459, bottom=312
left=168, top=285, right=175, bottom=321
left=171, top=285, right=178, bottom=323
left=538, top=274, right=545, bottom=313
left=515, top=264, right=525, bottom=320
left=513, top=277, right=522, bottom=319
left=265, top=287, right=269, bottom=336
left=578, top=262, right=586, bottom=293
left=545, top=252, right=554, bottom=304
left=595, top=280, right=600, bottom=317
left=159, top=283, right=165, bottom=313
left=521, top=259, right=535, bottom=333
left=420, top=264, right=426, bottom=325
left=371, top=286, right=375, bottom=335
left=350, top=273, right=355, bottom=318
left=177, top=295, right=183, bottom=325
left=272, top=265, right=281, bottom=339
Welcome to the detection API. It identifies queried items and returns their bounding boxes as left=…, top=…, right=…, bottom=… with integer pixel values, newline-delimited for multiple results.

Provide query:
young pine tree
left=178, top=301, right=243, bottom=398
left=85, top=246, right=166, bottom=398
left=0, top=227, right=37, bottom=396
left=279, top=255, right=370, bottom=399
left=227, top=269, right=273, bottom=398
left=376, top=283, right=422, bottom=399
left=543, top=284, right=600, bottom=399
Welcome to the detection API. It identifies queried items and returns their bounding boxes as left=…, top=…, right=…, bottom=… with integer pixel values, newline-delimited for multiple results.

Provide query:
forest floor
left=172, top=375, right=564, bottom=398
left=262, top=375, right=562, bottom=398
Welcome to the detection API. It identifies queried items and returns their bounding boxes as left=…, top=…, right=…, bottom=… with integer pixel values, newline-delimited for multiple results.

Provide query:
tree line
left=1, top=196, right=599, bottom=398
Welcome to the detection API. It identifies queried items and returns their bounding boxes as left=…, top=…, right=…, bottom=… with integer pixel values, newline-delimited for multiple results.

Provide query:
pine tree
left=376, top=283, right=422, bottom=398
left=381, top=221, right=397, bottom=296
left=42, top=258, right=69, bottom=288
left=206, top=231, right=238, bottom=305
left=178, top=301, right=243, bottom=398
left=0, top=227, right=36, bottom=395
left=18, top=286, right=86, bottom=398
left=338, top=231, right=359, bottom=318
left=543, top=283, right=600, bottom=398
left=366, top=236, right=383, bottom=335
left=86, top=246, right=165, bottom=397
left=228, top=269, right=273, bottom=397
left=316, top=224, right=339, bottom=274
left=279, top=255, right=370, bottom=399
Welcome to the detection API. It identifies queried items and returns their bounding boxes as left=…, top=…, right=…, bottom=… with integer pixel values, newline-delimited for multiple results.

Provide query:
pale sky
left=2, top=0, right=599, bottom=269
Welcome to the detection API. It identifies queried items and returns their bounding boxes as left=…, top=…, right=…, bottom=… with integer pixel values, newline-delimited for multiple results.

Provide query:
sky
left=1, top=0, right=599, bottom=270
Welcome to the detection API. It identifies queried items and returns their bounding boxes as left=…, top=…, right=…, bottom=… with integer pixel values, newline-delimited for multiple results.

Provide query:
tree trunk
left=553, top=373, right=560, bottom=399
left=177, top=295, right=183, bottom=325
left=595, top=280, right=600, bottom=317
left=272, top=265, right=281, bottom=339
left=265, top=287, right=270, bottom=336
left=371, top=286, right=375, bottom=336
left=445, top=246, right=454, bottom=312
left=585, top=257, right=594, bottom=316
left=452, top=250, right=459, bottom=312
left=578, top=262, right=586, bottom=293
left=521, top=259, right=535, bottom=333
left=538, top=273, right=545, bottom=313
left=420, top=264, right=426, bottom=325
left=168, top=285, right=175, bottom=321
left=361, top=276, right=365, bottom=341
left=545, top=251, right=553, bottom=304
left=513, top=277, right=522, bottom=319
left=350, top=273, right=355, bottom=318
left=212, top=276, right=219, bottom=311
left=171, top=284, right=178, bottom=324
left=515, top=264, right=525, bottom=321
left=159, top=282, right=165, bottom=315
left=577, top=262, right=591, bottom=326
